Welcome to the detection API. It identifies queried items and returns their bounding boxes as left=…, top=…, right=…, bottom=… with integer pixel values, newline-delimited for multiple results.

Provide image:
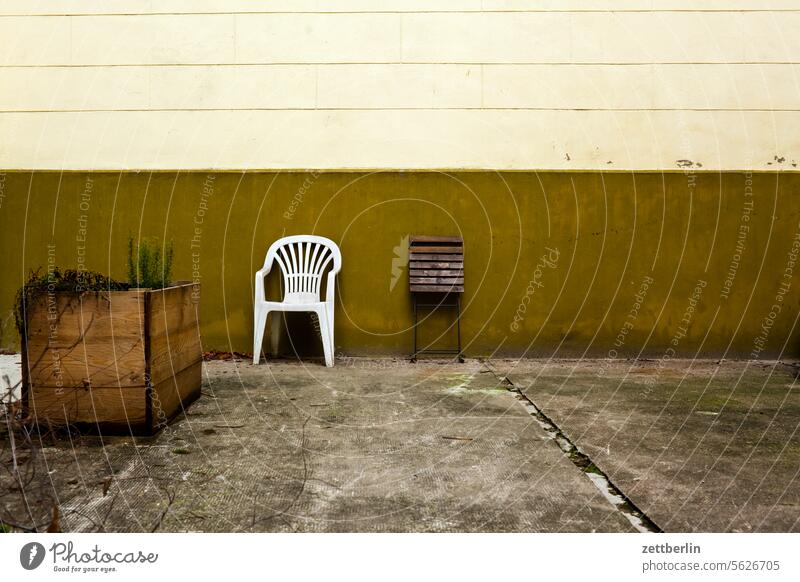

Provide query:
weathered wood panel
left=150, top=360, right=202, bottom=431
left=409, top=236, right=465, bottom=294
left=28, top=385, right=148, bottom=429
left=24, top=291, right=146, bottom=389
left=148, top=326, right=202, bottom=387
left=147, top=283, right=200, bottom=337
left=23, top=283, right=201, bottom=434
left=147, top=282, right=201, bottom=385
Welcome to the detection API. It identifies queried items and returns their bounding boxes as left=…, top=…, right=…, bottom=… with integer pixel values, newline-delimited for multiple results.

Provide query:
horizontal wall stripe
left=3, top=10, right=799, bottom=17
left=2, top=64, right=798, bottom=111
left=3, top=171, right=799, bottom=357
left=2, top=1, right=799, bottom=16
left=5, top=109, right=800, bottom=113
left=487, top=64, right=800, bottom=110
left=1, top=110, right=797, bottom=171
left=4, top=62, right=800, bottom=68
left=400, top=12, right=800, bottom=64
left=1, top=13, right=798, bottom=65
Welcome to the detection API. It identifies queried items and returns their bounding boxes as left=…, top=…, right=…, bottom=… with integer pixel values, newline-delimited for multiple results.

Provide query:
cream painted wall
left=1, top=1, right=798, bottom=170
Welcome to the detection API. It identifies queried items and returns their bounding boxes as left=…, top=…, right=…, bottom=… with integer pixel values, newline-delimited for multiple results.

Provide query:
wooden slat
left=26, top=337, right=147, bottom=388
left=25, top=289, right=145, bottom=340
left=411, top=285, right=464, bottom=293
left=409, top=245, right=463, bottom=254
left=407, top=253, right=464, bottom=261
left=409, top=269, right=463, bottom=277
left=148, top=325, right=203, bottom=386
left=409, top=261, right=464, bottom=270
left=29, top=385, right=148, bottom=428
left=409, top=235, right=462, bottom=244
left=411, top=280, right=463, bottom=285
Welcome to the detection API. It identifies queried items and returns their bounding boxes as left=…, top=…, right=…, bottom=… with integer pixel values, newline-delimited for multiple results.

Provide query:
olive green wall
left=1, top=171, right=798, bottom=359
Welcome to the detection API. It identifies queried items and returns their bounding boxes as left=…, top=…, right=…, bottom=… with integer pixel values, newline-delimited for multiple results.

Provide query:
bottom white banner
left=2, top=533, right=797, bottom=582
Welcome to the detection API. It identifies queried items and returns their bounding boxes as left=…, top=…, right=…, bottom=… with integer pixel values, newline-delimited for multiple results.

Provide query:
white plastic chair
left=253, top=235, right=342, bottom=367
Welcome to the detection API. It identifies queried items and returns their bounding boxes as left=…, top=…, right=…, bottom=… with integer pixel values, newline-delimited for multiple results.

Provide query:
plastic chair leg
left=317, top=309, right=334, bottom=367
left=253, top=308, right=268, bottom=364
left=270, top=311, right=282, bottom=357
left=326, top=304, right=335, bottom=353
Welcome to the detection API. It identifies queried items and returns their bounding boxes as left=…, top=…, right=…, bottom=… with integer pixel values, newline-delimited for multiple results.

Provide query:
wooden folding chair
left=409, top=236, right=464, bottom=362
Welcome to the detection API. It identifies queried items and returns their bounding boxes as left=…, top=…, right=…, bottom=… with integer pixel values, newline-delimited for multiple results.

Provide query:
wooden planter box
left=21, top=282, right=201, bottom=435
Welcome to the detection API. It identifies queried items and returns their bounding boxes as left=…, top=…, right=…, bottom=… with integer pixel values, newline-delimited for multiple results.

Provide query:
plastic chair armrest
left=325, top=270, right=338, bottom=305
left=255, top=267, right=270, bottom=302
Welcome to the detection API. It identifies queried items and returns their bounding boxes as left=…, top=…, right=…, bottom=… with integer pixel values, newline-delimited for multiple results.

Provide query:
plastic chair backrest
left=264, top=235, right=342, bottom=304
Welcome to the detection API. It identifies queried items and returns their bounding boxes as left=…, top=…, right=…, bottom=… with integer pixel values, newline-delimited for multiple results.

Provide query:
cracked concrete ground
left=502, top=359, right=800, bottom=532
left=2, top=358, right=798, bottom=532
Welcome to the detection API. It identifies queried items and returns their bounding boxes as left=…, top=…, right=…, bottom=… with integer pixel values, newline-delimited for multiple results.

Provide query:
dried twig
left=46, top=504, right=61, bottom=533
left=150, top=488, right=177, bottom=533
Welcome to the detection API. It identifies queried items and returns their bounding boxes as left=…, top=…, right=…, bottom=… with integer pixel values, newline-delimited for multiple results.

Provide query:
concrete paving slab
left=503, top=359, right=800, bottom=532
left=1, top=359, right=634, bottom=532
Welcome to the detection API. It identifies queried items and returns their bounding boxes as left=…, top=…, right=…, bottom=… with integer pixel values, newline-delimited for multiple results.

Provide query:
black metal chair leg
left=410, top=294, right=464, bottom=363
left=456, top=296, right=464, bottom=363
left=411, top=295, right=418, bottom=362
